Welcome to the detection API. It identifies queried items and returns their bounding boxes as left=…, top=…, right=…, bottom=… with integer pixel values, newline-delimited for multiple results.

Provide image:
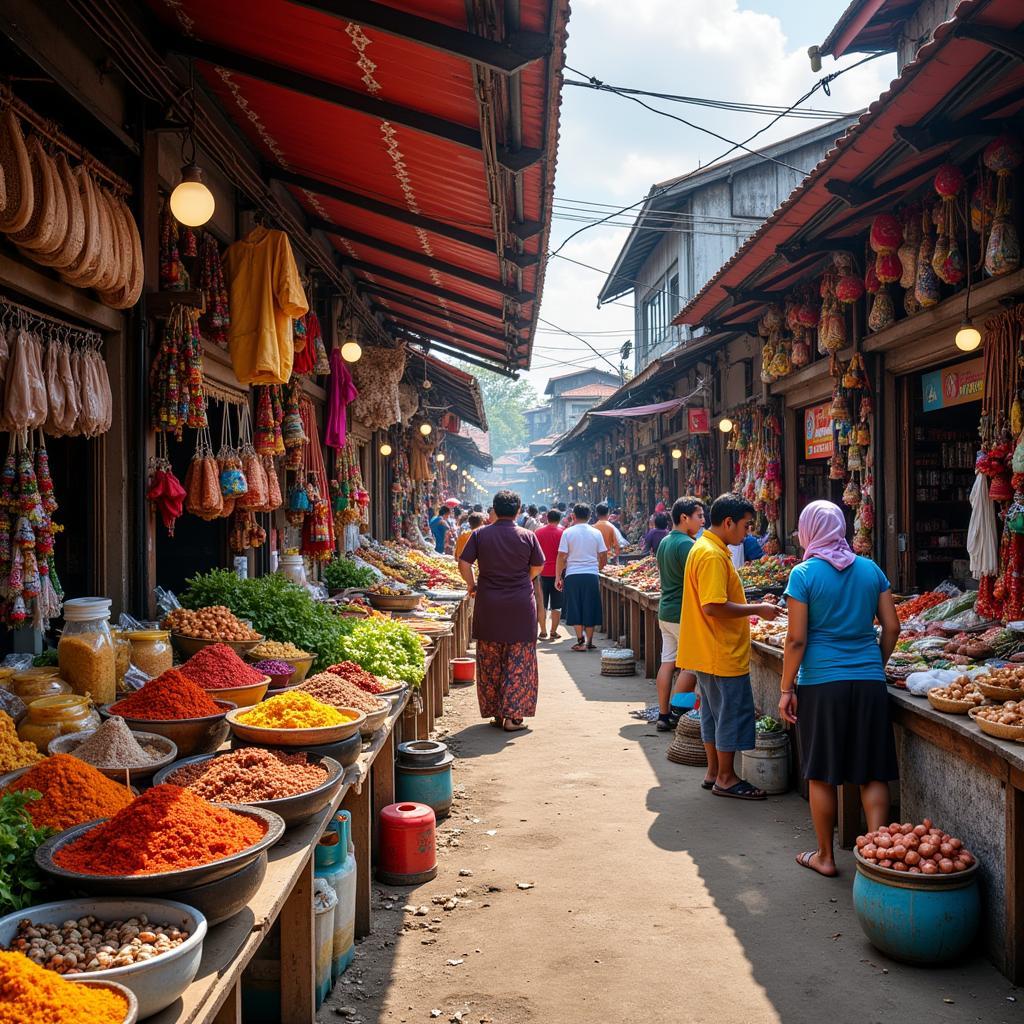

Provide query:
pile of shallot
left=856, top=819, right=975, bottom=874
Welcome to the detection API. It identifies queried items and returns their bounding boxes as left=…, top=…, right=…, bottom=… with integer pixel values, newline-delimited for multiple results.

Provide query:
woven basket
left=601, top=647, right=635, bottom=676
left=667, top=730, right=708, bottom=766
left=60, top=166, right=102, bottom=286
left=32, top=153, right=84, bottom=269
left=676, top=711, right=702, bottom=738
left=927, top=690, right=983, bottom=715
left=0, top=109, right=33, bottom=233
left=91, top=186, right=119, bottom=292
left=98, top=192, right=130, bottom=302
left=976, top=680, right=1024, bottom=703
left=8, top=137, right=62, bottom=252
left=969, top=706, right=1024, bottom=741
left=100, top=195, right=143, bottom=309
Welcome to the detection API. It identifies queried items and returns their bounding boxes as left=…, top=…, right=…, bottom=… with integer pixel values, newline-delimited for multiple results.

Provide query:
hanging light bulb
left=379, top=442, right=392, bottom=456
left=592, top=475, right=598, bottom=483
left=568, top=484, right=574, bottom=492
left=169, top=62, right=215, bottom=227
left=637, top=463, right=647, bottom=473
left=341, top=340, right=362, bottom=363
left=618, top=465, right=627, bottom=475
left=671, top=448, right=682, bottom=460
left=462, top=470, right=468, bottom=477
left=719, top=417, right=734, bottom=433
left=604, top=468, right=612, bottom=477
left=577, top=481, right=583, bottom=487
left=419, top=422, right=432, bottom=436
left=449, top=463, right=458, bottom=471
left=436, top=451, right=446, bottom=462
left=955, top=319, right=981, bottom=352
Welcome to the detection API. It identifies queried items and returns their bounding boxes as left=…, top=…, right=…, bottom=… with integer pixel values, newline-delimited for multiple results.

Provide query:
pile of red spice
left=323, top=661, right=386, bottom=694
left=179, top=643, right=265, bottom=689
left=52, top=784, right=266, bottom=876
left=109, top=670, right=223, bottom=720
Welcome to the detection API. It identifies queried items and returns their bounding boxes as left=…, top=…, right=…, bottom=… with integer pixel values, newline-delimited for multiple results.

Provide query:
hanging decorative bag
left=914, top=207, right=941, bottom=307
left=983, top=135, right=1023, bottom=277
left=216, top=404, right=248, bottom=500
left=867, top=289, right=895, bottom=332
left=235, top=404, right=268, bottom=510
left=263, top=453, right=283, bottom=511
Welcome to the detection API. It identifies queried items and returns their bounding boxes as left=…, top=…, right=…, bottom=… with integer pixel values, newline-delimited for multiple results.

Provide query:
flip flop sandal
left=538, top=632, right=548, bottom=640
left=488, top=717, right=504, bottom=728
left=701, top=780, right=715, bottom=790
left=571, top=642, right=587, bottom=652
left=711, top=780, right=767, bottom=801
left=586, top=643, right=597, bottom=650
left=503, top=720, right=527, bottom=732
left=796, top=851, right=839, bottom=877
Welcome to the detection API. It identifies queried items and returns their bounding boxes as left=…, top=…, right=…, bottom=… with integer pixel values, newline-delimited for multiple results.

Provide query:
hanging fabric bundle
left=310, top=312, right=330, bottom=375
left=263, top=454, right=283, bottom=511
left=158, top=199, right=186, bottom=290
left=914, top=205, right=941, bottom=307
left=236, top=403, right=269, bottom=511
left=146, top=433, right=187, bottom=537
left=198, top=231, right=230, bottom=347
left=184, top=425, right=223, bottom=520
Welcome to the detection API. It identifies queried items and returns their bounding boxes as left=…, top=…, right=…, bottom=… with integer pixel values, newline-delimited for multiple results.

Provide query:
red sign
left=687, top=407, right=710, bottom=434
left=803, top=403, right=834, bottom=460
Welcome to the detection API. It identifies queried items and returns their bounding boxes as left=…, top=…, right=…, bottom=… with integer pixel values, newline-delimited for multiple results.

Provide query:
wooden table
left=598, top=576, right=662, bottom=678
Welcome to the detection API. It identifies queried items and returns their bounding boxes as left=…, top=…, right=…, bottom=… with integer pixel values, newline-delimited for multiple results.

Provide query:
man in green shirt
left=655, top=496, right=705, bottom=731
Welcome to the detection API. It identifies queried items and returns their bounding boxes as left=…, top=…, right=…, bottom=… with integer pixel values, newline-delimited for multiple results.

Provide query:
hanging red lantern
left=796, top=302, right=820, bottom=328
left=983, top=135, right=1024, bottom=176
left=875, top=250, right=902, bottom=284
left=933, top=162, right=965, bottom=201
left=869, top=213, right=903, bottom=253
left=835, top=274, right=865, bottom=304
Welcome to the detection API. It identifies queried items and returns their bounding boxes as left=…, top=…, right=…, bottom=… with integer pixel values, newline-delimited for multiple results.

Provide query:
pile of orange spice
left=53, top=784, right=265, bottom=876
left=108, top=670, right=222, bottom=720
left=0, top=950, right=128, bottom=1024
left=2, top=754, right=133, bottom=830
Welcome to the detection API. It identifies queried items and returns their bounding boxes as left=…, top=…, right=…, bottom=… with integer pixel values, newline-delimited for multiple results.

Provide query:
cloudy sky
left=521, top=0, right=898, bottom=393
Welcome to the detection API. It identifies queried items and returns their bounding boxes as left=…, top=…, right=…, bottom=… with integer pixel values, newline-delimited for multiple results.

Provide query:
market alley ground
left=324, top=646, right=1019, bottom=1024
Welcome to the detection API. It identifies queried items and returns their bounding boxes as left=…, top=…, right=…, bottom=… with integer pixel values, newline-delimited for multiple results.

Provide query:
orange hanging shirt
left=223, top=226, right=308, bottom=385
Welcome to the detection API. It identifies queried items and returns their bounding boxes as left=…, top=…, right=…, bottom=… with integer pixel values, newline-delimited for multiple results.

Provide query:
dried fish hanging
left=146, top=431, right=186, bottom=537
left=150, top=304, right=206, bottom=440
left=197, top=231, right=230, bottom=347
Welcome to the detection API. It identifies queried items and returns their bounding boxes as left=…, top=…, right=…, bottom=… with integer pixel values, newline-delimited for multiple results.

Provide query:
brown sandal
left=503, top=719, right=527, bottom=732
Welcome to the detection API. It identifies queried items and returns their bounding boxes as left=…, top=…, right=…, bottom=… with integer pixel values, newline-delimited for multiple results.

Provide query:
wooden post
left=343, top=783, right=373, bottom=938
left=441, top=632, right=451, bottom=697
left=1006, top=775, right=1024, bottom=982
left=278, top=854, right=315, bottom=1024
left=212, top=983, right=242, bottom=1024
left=372, top=727, right=396, bottom=848
left=644, top=603, right=657, bottom=679
left=629, top=594, right=641, bottom=659
left=836, top=784, right=861, bottom=849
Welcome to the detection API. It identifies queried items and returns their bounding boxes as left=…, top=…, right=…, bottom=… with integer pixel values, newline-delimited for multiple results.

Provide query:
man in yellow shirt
left=679, top=494, right=781, bottom=801
left=454, top=512, right=484, bottom=560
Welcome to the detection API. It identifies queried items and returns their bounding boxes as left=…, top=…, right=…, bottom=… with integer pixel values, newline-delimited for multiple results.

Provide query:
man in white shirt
left=555, top=503, right=608, bottom=651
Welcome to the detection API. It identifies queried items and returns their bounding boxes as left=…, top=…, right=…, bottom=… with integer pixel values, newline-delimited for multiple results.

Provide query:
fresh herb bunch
left=180, top=570, right=348, bottom=672
left=0, top=790, right=53, bottom=914
left=755, top=715, right=782, bottom=733
left=32, top=648, right=59, bottom=667
left=334, top=617, right=426, bottom=686
left=322, top=558, right=377, bottom=593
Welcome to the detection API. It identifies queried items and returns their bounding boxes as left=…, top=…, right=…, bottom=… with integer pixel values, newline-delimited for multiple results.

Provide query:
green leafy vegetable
left=32, top=648, right=59, bottom=667
left=322, top=558, right=377, bottom=593
left=333, top=618, right=426, bottom=687
left=755, top=715, right=782, bottom=733
left=0, top=790, right=53, bottom=914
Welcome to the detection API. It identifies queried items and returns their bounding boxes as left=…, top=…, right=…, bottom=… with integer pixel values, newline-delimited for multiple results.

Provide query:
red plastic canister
left=451, top=657, right=476, bottom=683
left=376, top=802, right=438, bottom=885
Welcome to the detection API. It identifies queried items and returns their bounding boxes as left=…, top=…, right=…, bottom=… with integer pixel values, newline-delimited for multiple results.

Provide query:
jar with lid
left=124, top=630, right=173, bottom=678
left=111, top=630, right=132, bottom=693
left=58, top=598, right=116, bottom=706
left=10, top=670, right=72, bottom=703
left=17, top=695, right=101, bottom=753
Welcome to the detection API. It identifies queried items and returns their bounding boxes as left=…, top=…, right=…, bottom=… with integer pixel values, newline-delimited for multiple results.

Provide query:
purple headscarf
left=798, top=499, right=855, bottom=571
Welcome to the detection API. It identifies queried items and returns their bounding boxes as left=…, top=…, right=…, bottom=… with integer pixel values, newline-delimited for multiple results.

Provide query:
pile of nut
left=249, top=639, right=309, bottom=660
left=929, top=677, right=985, bottom=706
left=6, top=914, right=189, bottom=974
left=981, top=665, right=1024, bottom=691
left=974, top=701, right=1024, bottom=727
left=162, top=606, right=261, bottom=641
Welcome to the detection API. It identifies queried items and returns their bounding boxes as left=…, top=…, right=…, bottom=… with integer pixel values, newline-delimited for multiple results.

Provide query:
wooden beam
left=826, top=179, right=871, bottom=207
left=379, top=307, right=514, bottom=351
left=349, top=258, right=525, bottom=315
left=510, top=220, right=543, bottom=241
left=361, top=283, right=520, bottom=335
left=395, top=327, right=519, bottom=376
left=174, top=38, right=483, bottom=151
left=291, top=0, right=551, bottom=74
left=777, top=237, right=855, bottom=263
left=390, top=321, right=508, bottom=365
left=308, top=218, right=518, bottom=296
left=269, top=168, right=501, bottom=255
left=498, top=147, right=544, bottom=173
left=894, top=115, right=1014, bottom=154
left=722, top=285, right=783, bottom=304
left=952, top=23, right=1024, bottom=62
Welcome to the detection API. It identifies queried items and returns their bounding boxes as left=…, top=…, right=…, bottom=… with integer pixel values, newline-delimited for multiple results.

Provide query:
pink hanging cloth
left=324, top=347, right=358, bottom=450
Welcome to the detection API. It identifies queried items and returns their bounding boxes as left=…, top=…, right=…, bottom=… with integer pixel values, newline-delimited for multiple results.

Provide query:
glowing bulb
left=604, top=468, right=612, bottom=477
left=671, top=448, right=682, bottom=460
left=591, top=476, right=598, bottom=483
left=568, top=485, right=574, bottom=491
left=618, top=465, right=627, bottom=475
left=955, top=321, right=981, bottom=352
left=449, top=463, right=458, bottom=471
left=637, top=463, right=646, bottom=473
left=719, top=417, right=734, bottom=433
left=169, top=164, right=215, bottom=227
left=577, top=481, right=583, bottom=487
left=379, top=443, right=392, bottom=456
left=436, top=451, right=446, bottom=462
left=419, top=423, right=432, bottom=436
left=341, top=340, right=362, bottom=362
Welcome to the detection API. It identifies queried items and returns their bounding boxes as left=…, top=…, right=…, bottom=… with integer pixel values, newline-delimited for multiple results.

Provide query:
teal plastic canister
left=330, top=811, right=357, bottom=979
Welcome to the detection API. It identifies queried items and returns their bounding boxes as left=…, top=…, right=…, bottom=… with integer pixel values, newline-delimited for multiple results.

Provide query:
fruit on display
left=974, top=701, right=1024, bottom=726
left=928, top=678, right=985, bottom=706
left=162, top=605, right=261, bottom=641
left=738, top=555, right=797, bottom=590
left=402, top=548, right=465, bottom=589
left=602, top=557, right=660, bottom=591
left=856, top=819, right=974, bottom=874
left=751, top=617, right=788, bottom=647
left=979, top=665, right=1024, bottom=691
left=357, top=546, right=427, bottom=586
left=369, top=583, right=407, bottom=597
left=895, top=590, right=950, bottom=622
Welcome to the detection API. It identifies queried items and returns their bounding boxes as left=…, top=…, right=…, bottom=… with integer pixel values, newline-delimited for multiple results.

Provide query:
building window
left=641, top=261, right=679, bottom=361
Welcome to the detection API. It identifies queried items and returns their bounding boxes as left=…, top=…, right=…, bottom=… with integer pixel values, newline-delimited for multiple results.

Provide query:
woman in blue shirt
left=779, top=500, right=901, bottom=878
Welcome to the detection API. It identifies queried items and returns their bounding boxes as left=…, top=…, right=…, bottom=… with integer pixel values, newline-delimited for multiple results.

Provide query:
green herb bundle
left=322, top=558, right=377, bottom=593
left=334, top=618, right=426, bottom=687
left=0, top=790, right=53, bottom=914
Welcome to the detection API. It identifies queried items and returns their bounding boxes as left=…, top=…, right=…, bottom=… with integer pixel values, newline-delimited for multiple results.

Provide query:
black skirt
left=795, top=679, right=898, bottom=785
left=561, top=573, right=602, bottom=627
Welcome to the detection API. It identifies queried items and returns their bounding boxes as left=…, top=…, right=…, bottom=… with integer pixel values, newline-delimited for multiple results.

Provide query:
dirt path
left=321, top=640, right=1019, bottom=1024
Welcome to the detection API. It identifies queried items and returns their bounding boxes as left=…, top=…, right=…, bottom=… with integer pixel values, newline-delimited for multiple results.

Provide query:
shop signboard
left=687, top=407, right=710, bottom=434
left=803, top=403, right=833, bottom=460
left=921, top=357, right=984, bottom=412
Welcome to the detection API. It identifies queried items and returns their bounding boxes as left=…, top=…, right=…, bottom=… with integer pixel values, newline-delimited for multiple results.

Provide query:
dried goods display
left=751, top=617, right=788, bottom=647
left=357, top=545, right=427, bottom=587
left=162, top=605, right=261, bottom=641
left=69, top=716, right=164, bottom=768
left=0, top=950, right=129, bottom=1023
left=300, top=672, right=391, bottom=714
left=237, top=690, right=353, bottom=729
left=739, top=555, right=797, bottom=590
left=856, top=819, right=975, bottom=874
left=249, top=638, right=311, bottom=660
left=179, top=643, right=265, bottom=689
left=165, top=747, right=329, bottom=803
left=895, top=590, right=949, bottom=622
left=109, top=670, right=223, bottom=721
left=973, top=701, right=1024, bottom=726
left=150, top=304, right=206, bottom=440
left=401, top=548, right=464, bottom=589
left=322, top=661, right=388, bottom=694
left=0, top=710, right=43, bottom=772
left=927, top=678, right=985, bottom=711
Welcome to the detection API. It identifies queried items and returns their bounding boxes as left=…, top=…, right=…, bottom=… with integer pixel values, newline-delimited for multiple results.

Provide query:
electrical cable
left=537, top=316, right=626, bottom=377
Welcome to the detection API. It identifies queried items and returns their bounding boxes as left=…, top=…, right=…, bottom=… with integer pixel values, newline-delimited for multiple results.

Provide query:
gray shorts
left=696, top=672, right=755, bottom=752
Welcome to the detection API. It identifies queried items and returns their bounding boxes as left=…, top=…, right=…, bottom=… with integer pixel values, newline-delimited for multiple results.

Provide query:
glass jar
left=279, top=553, right=307, bottom=587
left=58, top=598, right=116, bottom=706
left=124, top=630, right=173, bottom=678
left=111, top=630, right=132, bottom=693
left=10, top=670, right=72, bottom=703
left=17, top=694, right=101, bottom=753
left=0, top=667, right=14, bottom=689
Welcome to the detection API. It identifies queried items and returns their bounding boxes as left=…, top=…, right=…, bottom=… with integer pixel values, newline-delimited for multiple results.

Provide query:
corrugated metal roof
left=674, top=0, right=1024, bottom=330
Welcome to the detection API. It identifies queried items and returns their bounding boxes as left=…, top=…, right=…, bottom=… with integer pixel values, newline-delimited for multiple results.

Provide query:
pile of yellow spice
left=238, top=691, right=354, bottom=730
left=0, top=711, right=42, bottom=772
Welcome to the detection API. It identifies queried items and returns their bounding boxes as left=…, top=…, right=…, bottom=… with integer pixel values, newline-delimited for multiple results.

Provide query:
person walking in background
left=428, top=507, right=451, bottom=554
left=779, top=500, right=901, bottom=877
left=522, top=505, right=540, bottom=531
left=535, top=509, right=565, bottom=640
left=555, top=504, right=607, bottom=652
left=642, top=512, right=671, bottom=556
left=594, top=503, right=621, bottom=562
left=458, top=490, right=544, bottom=732
left=454, top=511, right=484, bottom=560
left=654, top=497, right=705, bottom=731
left=681, top=493, right=781, bottom=799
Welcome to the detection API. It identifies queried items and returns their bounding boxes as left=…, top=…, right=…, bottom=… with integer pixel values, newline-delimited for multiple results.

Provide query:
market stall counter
left=598, top=575, right=663, bottom=678
left=750, top=640, right=1024, bottom=984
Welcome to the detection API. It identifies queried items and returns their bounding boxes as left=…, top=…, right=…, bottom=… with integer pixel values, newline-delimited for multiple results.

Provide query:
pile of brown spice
left=165, top=748, right=330, bottom=802
left=299, top=672, right=386, bottom=714
left=70, top=716, right=164, bottom=768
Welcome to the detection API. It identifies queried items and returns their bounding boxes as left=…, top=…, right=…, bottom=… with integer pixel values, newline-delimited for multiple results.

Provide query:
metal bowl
left=170, top=633, right=264, bottom=660
left=35, top=804, right=285, bottom=895
left=67, top=978, right=138, bottom=1024
left=202, top=676, right=270, bottom=708
left=246, top=651, right=316, bottom=685
left=100, top=700, right=236, bottom=758
left=0, top=897, right=206, bottom=1019
left=397, top=740, right=448, bottom=766
left=229, top=729, right=363, bottom=767
left=359, top=698, right=391, bottom=738
left=162, top=850, right=267, bottom=927
left=225, top=704, right=365, bottom=747
left=154, top=752, right=345, bottom=828
left=367, top=592, right=421, bottom=612
left=47, top=730, right=178, bottom=783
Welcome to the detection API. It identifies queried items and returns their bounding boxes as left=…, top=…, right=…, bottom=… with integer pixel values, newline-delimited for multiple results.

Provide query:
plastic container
left=10, top=670, right=71, bottom=703
left=331, top=811, right=357, bottom=979
left=313, top=878, right=337, bottom=1008
left=17, top=694, right=101, bottom=753
left=451, top=657, right=476, bottom=683
left=59, top=597, right=116, bottom=705
left=377, top=802, right=437, bottom=885
left=279, top=554, right=307, bottom=587
left=740, top=731, right=789, bottom=795
left=124, top=630, right=173, bottom=678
